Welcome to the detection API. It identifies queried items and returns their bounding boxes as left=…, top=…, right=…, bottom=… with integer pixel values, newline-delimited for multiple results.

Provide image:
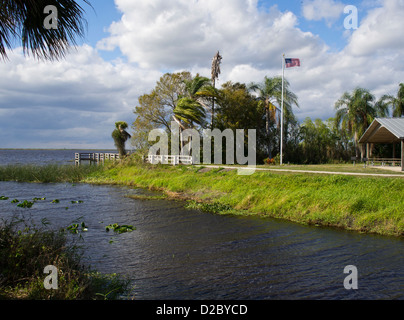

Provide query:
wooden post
left=401, top=140, right=404, bottom=172
left=393, top=143, right=396, bottom=166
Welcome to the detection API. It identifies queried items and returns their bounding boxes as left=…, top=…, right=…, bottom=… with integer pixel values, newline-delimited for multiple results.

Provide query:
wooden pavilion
left=359, top=118, right=404, bottom=171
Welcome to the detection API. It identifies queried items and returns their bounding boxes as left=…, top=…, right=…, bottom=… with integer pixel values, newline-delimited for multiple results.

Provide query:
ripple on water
left=0, top=181, right=403, bottom=300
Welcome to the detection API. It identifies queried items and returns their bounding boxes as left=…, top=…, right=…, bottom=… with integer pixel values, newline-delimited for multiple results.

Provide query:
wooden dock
left=75, top=153, right=120, bottom=166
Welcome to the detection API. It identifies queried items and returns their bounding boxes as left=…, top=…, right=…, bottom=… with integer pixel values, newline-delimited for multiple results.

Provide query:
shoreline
left=83, top=163, right=404, bottom=238
left=0, top=162, right=403, bottom=237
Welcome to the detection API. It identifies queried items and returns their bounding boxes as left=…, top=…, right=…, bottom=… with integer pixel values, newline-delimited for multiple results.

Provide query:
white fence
left=144, top=155, right=193, bottom=165
left=75, top=153, right=120, bottom=166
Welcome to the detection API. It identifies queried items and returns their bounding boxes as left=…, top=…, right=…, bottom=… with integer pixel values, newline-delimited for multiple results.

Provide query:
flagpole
left=281, top=53, right=285, bottom=166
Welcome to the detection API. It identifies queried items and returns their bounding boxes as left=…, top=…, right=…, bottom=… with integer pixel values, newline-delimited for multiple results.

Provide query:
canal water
left=0, top=150, right=403, bottom=299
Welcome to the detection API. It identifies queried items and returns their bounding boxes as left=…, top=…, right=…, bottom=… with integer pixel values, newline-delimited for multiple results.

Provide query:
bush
left=0, top=217, right=131, bottom=300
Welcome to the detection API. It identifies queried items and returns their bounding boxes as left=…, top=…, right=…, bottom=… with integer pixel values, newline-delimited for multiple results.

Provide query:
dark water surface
left=0, top=150, right=403, bottom=299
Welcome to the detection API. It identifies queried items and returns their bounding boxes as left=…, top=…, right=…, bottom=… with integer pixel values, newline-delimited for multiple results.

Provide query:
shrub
left=0, top=217, right=131, bottom=300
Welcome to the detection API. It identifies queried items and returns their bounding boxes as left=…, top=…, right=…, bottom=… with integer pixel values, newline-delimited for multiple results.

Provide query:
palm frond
left=0, top=0, right=92, bottom=60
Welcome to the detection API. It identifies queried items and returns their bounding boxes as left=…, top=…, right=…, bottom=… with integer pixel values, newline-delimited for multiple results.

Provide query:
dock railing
left=75, top=153, right=120, bottom=166
left=144, top=155, right=193, bottom=165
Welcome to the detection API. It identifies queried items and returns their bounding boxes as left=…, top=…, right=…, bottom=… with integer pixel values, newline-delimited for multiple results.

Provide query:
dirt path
left=196, top=165, right=404, bottom=178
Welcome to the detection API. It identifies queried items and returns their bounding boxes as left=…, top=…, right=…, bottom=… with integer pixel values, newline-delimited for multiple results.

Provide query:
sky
left=1, top=0, right=404, bottom=149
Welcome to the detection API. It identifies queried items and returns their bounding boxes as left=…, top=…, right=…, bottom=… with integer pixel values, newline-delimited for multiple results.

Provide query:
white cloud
left=2, top=0, right=404, bottom=148
left=302, top=0, right=345, bottom=26
left=345, top=0, right=404, bottom=56
left=98, top=0, right=323, bottom=70
left=0, top=46, right=161, bottom=148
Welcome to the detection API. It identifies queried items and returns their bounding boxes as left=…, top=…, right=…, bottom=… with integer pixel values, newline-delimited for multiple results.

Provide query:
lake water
left=0, top=149, right=115, bottom=166
left=0, top=149, right=403, bottom=300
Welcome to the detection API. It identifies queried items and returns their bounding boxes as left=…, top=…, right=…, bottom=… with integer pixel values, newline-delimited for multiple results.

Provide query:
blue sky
left=1, top=0, right=403, bottom=149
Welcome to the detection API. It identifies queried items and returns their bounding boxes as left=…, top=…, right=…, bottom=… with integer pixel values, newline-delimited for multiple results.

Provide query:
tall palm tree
left=378, top=83, right=404, bottom=117
left=0, top=0, right=92, bottom=60
left=335, top=87, right=380, bottom=157
left=249, top=76, right=298, bottom=158
left=210, top=51, right=222, bottom=128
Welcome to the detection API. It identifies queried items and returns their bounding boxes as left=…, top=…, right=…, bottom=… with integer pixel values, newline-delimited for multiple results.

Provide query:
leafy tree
left=215, top=81, right=266, bottom=162
left=300, top=118, right=336, bottom=163
left=0, top=0, right=92, bottom=60
left=132, top=72, right=209, bottom=153
left=132, top=72, right=191, bottom=137
left=334, top=88, right=377, bottom=157
left=249, top=76, right=299, bottom=159
left=112, top=121, right=131, bottom=158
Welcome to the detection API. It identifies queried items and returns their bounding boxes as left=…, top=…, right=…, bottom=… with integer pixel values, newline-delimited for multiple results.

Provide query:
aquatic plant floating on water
left=0, top=196, right=9, bottom=200
left=105, top=223, right=135, bottom=234
left=66, top=222, right=88, bottom=234
left=17, top=200, right=34, bottom=208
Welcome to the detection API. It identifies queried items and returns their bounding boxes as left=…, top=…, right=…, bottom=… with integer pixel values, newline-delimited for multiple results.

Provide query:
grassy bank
left=0, top=164, right=104, bottom=183
left=0, top=162, right=403, bottom=236
left=84, top=163, right=404, bottom=237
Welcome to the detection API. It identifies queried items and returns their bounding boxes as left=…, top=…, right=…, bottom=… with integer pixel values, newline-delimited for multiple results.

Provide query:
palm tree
left=0, top=0, right=92, bottom=60
left=112, top=121, right=131, bottom=158
left=172, top=75, right=210, bottom=131
left=173, top=97, right=206, bottom=154
left=335, top=87, right=380, bottom=157
left=183, top=75, right=211, bottom=99
left=210, top=51, right=222, bottom=128
left=173, top=97, right=206, bottom=129
left=171, top=76, right=209, bottom=153
left=249, top=76, right=298, bottom=158
left=378, top=83, right=404, bottom=117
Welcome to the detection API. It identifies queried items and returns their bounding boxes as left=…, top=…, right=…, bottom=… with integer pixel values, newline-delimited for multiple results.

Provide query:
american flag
left=285, top=58, right=300, bottom=68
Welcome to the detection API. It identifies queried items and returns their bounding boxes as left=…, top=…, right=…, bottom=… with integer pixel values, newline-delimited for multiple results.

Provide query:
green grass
left=85, top=163, right=404, bottom=237
left=1, top=162, right=402, bottom=236
left=207, top=163, right=404, bottom=175
left=0, top=164, right=105, bottom=183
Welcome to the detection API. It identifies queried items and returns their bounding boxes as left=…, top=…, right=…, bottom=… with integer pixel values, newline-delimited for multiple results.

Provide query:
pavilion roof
left=359, top=118, right=404, bottom=144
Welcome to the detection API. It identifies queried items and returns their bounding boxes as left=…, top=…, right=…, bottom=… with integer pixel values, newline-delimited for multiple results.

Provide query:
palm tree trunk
left=211, top=79, right=215, bottom=129
left=266, top=108, right=272, bottom=158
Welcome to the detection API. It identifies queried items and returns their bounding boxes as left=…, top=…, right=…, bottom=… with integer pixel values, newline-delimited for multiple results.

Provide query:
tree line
left=131, top=71, right=404, bottom=165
